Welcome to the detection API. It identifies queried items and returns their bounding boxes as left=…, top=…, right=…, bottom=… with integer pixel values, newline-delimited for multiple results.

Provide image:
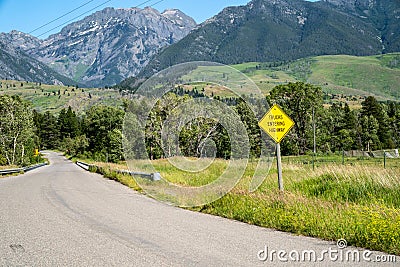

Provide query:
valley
left=0, top=0, right=399, bottom=263
left=2, top=52, right=399, bottom=116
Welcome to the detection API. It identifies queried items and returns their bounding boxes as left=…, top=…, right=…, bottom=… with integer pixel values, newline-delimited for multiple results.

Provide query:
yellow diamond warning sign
left=259, top=104, right=294, bottom=143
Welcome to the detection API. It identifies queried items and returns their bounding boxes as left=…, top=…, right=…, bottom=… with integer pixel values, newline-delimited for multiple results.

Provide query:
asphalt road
left=0, top=152, right=398, bottom=266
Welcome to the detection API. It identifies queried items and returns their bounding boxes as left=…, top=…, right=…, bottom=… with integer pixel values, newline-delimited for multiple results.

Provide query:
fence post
left=384, top=151, right=386, bottom=169
left=342, top=150, right=345, bottom=165
left=312, top=153, right=315, bottom=171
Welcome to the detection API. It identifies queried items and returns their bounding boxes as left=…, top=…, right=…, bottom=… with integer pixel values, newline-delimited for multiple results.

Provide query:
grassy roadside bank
left=71, top=155, right=400, bottom=255
left=0, top=154, right=48, bottom=178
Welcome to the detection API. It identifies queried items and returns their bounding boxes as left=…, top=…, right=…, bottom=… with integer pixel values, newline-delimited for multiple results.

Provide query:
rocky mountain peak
left=0, top=30, right=42, bottom=51
left=1, top=6, right=196, bottom=87
left=162, top=9, right=197, bottom=26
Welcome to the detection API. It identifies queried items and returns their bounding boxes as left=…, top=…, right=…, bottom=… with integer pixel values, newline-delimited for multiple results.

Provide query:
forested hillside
left=124, top=0, right=400, bottom=84
left=2, top=81, right=398, bottom=167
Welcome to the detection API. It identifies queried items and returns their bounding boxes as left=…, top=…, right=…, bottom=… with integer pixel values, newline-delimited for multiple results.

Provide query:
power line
left=35, top=0, right=165, bottom=38
left=28, top=0, right=97, bottom=35
left=36, top=0, right=113, bottom=38
left=135, top=0, right=154, bottom=8
left=150, top=0, right=165, bottom=7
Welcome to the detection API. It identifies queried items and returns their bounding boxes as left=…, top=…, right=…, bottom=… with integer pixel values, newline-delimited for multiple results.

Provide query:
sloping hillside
left=124, top=0, right=399, bottom=84
left=0, top=41, right=78, bottom=86
left=233, top=53, right=400, bottom=100
left=0, top=80, right=123, bottom=114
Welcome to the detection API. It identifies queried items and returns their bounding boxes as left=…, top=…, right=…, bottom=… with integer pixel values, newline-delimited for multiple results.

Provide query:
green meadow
left=232, top=53, right=400, bottom=101
left=78, top=154, right=400, bottom=255
left=0, top=80, right=123, bottom=114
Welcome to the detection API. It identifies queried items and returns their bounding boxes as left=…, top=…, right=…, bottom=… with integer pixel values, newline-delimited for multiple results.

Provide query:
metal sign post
left=276, top=143, right=283, bottom=191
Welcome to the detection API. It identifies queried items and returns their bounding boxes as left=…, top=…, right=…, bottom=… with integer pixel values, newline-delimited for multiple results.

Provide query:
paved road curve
left=0, top=152, right=397, bottom=266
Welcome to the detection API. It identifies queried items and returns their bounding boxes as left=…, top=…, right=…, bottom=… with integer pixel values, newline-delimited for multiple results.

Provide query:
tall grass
left=83, top=156, right=400, bottom=255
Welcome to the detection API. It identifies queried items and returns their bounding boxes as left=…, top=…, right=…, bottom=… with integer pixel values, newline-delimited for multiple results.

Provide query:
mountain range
left=0, top=38, right=78, bottom=85
left=0, top=7, right=196, bottom=87
left=122, top=0, right=400, bottom=87
left=1, top=0, right=400, bottom=90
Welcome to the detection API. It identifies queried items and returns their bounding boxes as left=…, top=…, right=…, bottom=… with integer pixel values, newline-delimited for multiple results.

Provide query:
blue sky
left=0, top=0, right=317, bottom=39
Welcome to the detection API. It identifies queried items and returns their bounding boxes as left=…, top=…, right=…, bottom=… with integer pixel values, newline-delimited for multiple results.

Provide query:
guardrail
left=76, top=161, right=161, bottom=181
left=0, top=162, right=48, bottom=176
left=23, top=163, right=48, bottom=172
left=0, top=168, right=22, bottom=175
left=76, top=161, right=90, bottom=171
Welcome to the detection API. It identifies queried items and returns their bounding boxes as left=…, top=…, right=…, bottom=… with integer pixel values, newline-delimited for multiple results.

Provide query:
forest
left=1, top=82, right=399, bottom=166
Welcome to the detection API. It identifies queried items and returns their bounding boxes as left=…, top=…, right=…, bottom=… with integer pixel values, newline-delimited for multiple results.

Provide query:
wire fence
left=344, top=149, right=399, bottom=158
left=283, top=149, right=400, bottom=169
